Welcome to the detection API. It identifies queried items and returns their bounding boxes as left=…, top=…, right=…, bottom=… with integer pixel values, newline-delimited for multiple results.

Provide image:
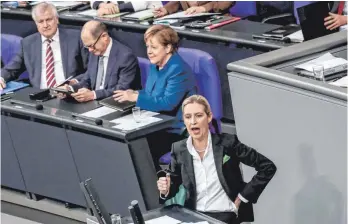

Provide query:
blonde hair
left=182, top=95, right=212, bottom=116
left=144, top=25, right=179, bottom=53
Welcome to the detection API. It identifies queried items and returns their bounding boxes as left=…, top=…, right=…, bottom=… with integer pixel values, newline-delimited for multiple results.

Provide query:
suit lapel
left=181, top=143, right=196, bottom=191
left=212, top=134, right=232, bottom=196
left=103, top=45, right=117, bottom=89
left=90, top=55, right=99, bottom=89
left=33, top=35, right=42, bottom=87
left=59, top=29, right=68, bottom=78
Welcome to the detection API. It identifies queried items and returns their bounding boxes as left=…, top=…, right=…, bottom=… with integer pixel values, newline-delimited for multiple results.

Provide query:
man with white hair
left=0, top=2, right=89, bottom=90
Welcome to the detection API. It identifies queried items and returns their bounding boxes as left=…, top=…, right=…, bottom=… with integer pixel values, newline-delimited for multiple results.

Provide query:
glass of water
left=132, top=107, right=141, bottom=123
left=312, top=65, right=325, bottom=81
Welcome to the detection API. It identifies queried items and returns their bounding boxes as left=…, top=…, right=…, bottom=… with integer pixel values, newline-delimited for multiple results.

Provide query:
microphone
left=71, top=113, right=103, bottom=126
left=128, top=206, right=138, bottom=224
left=10, top=99, right=44, bottom=110
left=131, top=200, right=145, bottom=224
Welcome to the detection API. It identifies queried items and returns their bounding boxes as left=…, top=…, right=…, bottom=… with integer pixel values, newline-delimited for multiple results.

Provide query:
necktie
left=95, top=56, right=105, bottom=90
left=338, top=1, right=345, bottom=15
left=45, top=39, right=56, bottom=88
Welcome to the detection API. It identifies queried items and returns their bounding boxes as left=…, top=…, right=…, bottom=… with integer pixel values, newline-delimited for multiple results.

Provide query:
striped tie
left=45, top=39, right=56, bottom=88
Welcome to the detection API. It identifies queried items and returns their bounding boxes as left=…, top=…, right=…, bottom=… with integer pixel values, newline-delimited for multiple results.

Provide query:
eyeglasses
left=84, top=32, right=103, bottom=49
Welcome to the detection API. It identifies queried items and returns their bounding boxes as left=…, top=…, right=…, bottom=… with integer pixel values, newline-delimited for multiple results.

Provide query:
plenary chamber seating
left=137, top=47, right=223, bottom=164
left=1, top=34, right=28, bottom=79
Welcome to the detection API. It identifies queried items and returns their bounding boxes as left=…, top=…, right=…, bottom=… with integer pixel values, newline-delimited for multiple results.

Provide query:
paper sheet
left=130, top=215, right=181, bottom=224
left=81, top=106, right=117, bottom=118
left=78, top=9, right=97, bottom=17
left=284, top=30, right=304, bottom=43
left=329, top=76, right=348, bottom=87
left=181, top=222, right=209, bottom=224
left=294, top=53, right=348, bottom=72
left=112, top=116, right=162, bottom=131
left=100, top=12, right=128, bottom=18
left=124, top=9, right=154, bottom=20
left=48, top=2, right=82, bottom=8
left=156, top=11, right=220, bottom=20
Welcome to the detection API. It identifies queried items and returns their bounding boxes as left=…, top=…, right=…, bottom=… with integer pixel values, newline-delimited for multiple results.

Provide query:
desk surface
left=122, top=205, right=226, bottom=224
left=1, top=7, right=292, bottom=50
left=1, top=87, right=175, bottom=141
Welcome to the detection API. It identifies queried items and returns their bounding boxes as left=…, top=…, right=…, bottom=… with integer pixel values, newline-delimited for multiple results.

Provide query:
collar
left=102, top=38, right=113, bottom=58
left=41, top=28, right=60, bottom=43
left=186, top=131, right=212, bottom=158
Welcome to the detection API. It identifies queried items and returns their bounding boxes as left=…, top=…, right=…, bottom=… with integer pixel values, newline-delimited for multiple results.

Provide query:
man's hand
left=0, top=78, right=6, bottom=90
left=97, top=3, right=119, bottom=16
left=71, top=88, right=94, bottom=102
left=113, top=89, right=138, bottom=102
left=153, top=7, right=168, bottom=18
left=185, top=6, right=206, bottom=15
left=55, top=84, right=70, bottom=99
left=324, top=13, right=348, bottom=30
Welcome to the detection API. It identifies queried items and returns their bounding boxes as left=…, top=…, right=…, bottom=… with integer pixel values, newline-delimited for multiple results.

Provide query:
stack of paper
left=294, top=53, right=348, bottom=77
left=81, top=106, right=117, bottom=118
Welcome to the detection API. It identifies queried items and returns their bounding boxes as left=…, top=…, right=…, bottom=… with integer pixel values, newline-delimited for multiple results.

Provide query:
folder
left=0, top=81, right=29, bottom=95
left=99, top=96, right=135, bottom=111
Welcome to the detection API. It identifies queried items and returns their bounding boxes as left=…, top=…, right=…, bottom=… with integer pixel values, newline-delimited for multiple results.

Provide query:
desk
left=121, top=205, right=226, bottom=224
left=1, top=8, right=293, bottom=122
left=227, top=32, right=347, bottom=224
left=1, top=87, right=175, bottom=216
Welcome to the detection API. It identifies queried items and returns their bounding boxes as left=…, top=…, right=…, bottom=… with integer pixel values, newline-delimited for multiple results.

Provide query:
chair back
left=1, top=34, right=28, bottom=79
left=229, top=1, right=257, bottom=17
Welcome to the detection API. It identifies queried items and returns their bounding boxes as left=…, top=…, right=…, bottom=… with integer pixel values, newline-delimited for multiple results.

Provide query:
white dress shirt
left=92, top=38, right=113, bottom=99
left=40, top=29, right=65, bottom=89
left=186, top=132, right=248, bottom=213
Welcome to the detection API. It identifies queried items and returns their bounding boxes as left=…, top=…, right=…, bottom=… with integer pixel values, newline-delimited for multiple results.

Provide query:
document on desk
left=130, top=215, right=181, bottom=224
left=81, top=106, right=117, bottom=118
left=329, top=75, right=348, bottom=88
left=123, top=9, right=154, bottom=20
left=294, top=53, right=348, bottom=77
left=78, top=9, right=97, bottom=17
left=156, top=11, right=220, bottom=20
left=111, top=113, right=162, bottom=131
left=181, top=222, right=209, bottom=224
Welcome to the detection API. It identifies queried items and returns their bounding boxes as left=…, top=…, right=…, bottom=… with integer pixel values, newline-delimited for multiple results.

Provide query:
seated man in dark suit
left=66, top=20, right=141, bottom=102
left=0, top=2, right=89, bottom=90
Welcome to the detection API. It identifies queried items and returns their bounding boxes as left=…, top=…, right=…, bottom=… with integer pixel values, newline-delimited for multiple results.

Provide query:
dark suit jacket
left=161, top=133, right=277, bottom=222
left=1, top=28, right=89, bottom=88
left=72, top=38, right=141, bottom=100
left=164, top=1, right=235, bottom=14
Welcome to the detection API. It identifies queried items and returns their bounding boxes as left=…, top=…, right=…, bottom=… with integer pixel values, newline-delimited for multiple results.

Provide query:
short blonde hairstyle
left=144, top=25, right=179, bottom=53
left=182, top=95, right=212, bottom=116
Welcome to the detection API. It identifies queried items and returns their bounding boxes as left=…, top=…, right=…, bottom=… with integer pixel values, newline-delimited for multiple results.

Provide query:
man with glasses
left=0, top=2, right=89, bottom=90
left=64, top=20, right=141, bottom=102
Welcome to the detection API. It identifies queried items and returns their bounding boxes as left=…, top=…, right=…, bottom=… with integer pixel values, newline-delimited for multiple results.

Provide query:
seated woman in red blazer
left=157, top=95, right=277, bottom=224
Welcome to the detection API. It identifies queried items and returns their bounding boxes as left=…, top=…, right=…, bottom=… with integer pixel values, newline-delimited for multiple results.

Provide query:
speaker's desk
left=227, top=31, right=347, bottom=224
left=1, top=87, right=175, bottom=216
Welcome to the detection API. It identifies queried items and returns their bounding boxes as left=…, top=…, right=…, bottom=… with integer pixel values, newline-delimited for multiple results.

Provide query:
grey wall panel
left=229, top=73, right=347, bottom=224
left=6, top=117, right=84, bottom=205
left=66, top=129, right=145, bottom=216
left=1, top=116, right=26, bottom=191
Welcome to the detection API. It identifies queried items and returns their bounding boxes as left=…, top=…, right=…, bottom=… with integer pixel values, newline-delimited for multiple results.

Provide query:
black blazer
left=161, top=133, right=277, bottom=222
